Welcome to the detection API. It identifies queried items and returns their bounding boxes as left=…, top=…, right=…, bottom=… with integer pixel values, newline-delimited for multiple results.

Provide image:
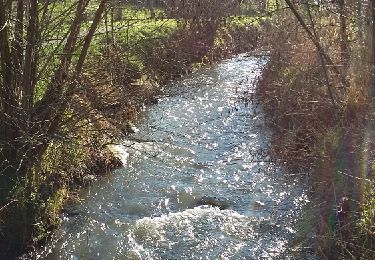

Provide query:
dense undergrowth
left=0, top=4, right=261, bottom=259
left=257, top=8, right=375, bottom=260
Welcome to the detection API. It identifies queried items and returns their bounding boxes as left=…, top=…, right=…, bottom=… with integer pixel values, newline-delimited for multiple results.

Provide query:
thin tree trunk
left=284, top=0, right=337, bottom=105
left=357, top=0, right=363, bottom=40
left=104, top=8, right=110, bottom=55
left=148, top=0, right=155, bottom=18
left=12, top=0, right=24, bottom=94
left=284, top=0, right=335, bottom=68
left=22, top=0, right=38, bottom=109
left=338, top=0, right=350, bottom=89
left=0, top=0, right=13, bottom=106
left=75, top=0, right=108, bottom=75
left=0, top=0, right=18, bottom=198
left=305, top=3, right=334, bottom=105
left=372, top=0, right=375, bottom=98
left=33, top=0, right=90, bottom=119
left=27, top=0, right=108, bottom=173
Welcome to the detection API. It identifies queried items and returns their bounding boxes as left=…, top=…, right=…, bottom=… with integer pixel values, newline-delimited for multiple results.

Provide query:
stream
left=33, top=54, right=312, bottom=259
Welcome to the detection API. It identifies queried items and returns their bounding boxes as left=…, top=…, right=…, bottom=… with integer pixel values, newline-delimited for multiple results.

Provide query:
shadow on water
left=31, top=54, right=313, bottom=260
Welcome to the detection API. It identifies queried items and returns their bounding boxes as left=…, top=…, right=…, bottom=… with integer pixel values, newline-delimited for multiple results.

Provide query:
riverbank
left=256, top=9, right=375, bottom=259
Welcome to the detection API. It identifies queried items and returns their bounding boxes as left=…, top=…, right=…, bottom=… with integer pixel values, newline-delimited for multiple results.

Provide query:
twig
left=0, top=200, right=18, bottom=214
left=338, top=170, right=373, bottom=183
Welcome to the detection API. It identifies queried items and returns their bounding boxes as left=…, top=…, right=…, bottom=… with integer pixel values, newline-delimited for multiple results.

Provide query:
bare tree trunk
left=105, top=8, right=110, bottom=55
left=284, top=0, right=337, bottom=105
left=0, top=0, right=18, bottom=201
left=372, top=0, right=375, bottom=98
left=0, top=0, right=14, bottom=109
left=27, top=0, right=108, bottom=173
left=357, top=0, right=363, bottom=40
left=113, top=7, right=122, bottom=21
left=22, top=0, right=38, bottom=109
left=33, top=0, right=90, bottom=119
left=148, top=0, right=155, bottom=18
left=305, top=3, right=334, bottom=105
left=338, top=0, right=350, bottom=89
left=12, top=0, right=24, bottom=93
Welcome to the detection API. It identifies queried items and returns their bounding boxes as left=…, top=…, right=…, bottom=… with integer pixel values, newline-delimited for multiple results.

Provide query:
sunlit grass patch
left=360, top=184, right=375, bottom=234
left=227, top=15, right=266, bottom=27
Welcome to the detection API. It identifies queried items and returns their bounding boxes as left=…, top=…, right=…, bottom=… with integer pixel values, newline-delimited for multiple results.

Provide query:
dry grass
left=256, top=9, right=375, bottom=259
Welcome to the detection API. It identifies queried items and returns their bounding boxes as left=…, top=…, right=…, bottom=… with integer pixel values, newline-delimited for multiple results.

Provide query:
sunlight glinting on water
left=35, top=54, right=311, bottom=260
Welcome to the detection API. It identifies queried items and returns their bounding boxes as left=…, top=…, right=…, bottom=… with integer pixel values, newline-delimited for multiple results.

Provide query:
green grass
left=227, top=15, right=266, bottom=27
left=359, top=181, right=375, bottom=235
left=111, top=10, right=178, bottom=71
left=36, top=2, right=264, bottom=99
left=35, top=2, right=179, bottom=99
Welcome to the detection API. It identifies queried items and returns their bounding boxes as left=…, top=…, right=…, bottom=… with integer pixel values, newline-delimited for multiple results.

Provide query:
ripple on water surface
left=33, top=54, right=311, bottom=260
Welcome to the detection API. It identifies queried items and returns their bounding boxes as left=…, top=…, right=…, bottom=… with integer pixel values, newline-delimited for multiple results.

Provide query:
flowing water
left=33, top=54, right=311, bottom=259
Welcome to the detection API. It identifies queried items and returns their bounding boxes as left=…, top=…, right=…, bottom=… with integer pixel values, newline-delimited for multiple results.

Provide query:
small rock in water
left=61, top=208, right=80, bottom=217
left=253, top=200, right=265, bottom=209
left=193, top=196, right=229, bottom=210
